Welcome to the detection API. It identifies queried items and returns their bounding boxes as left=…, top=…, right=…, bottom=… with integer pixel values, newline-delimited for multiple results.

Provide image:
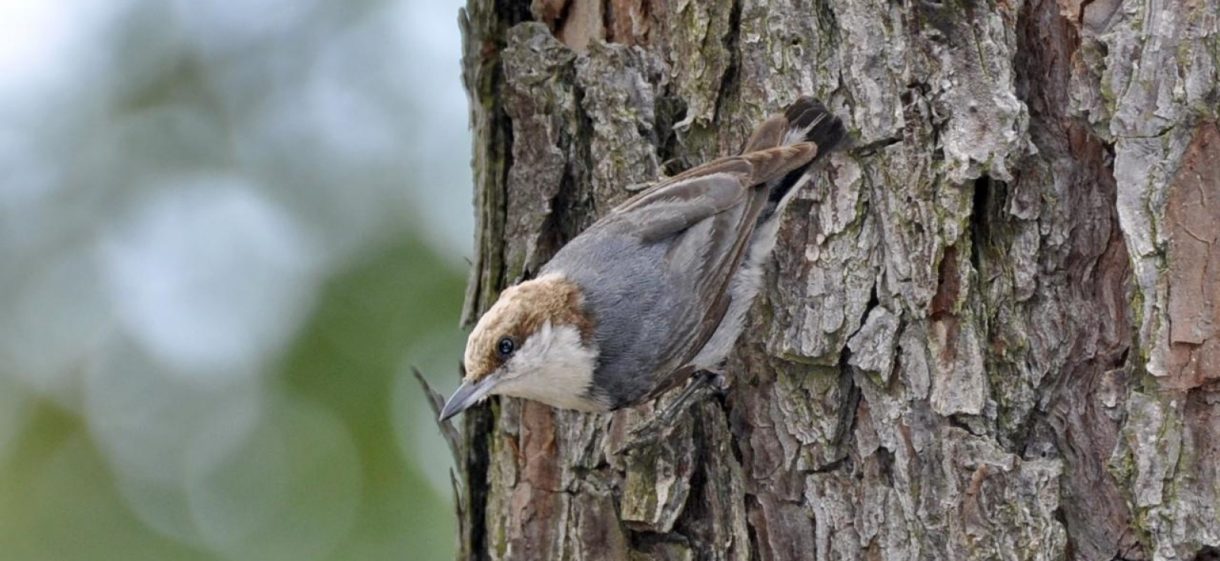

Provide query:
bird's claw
left=613, top=370, right=725, bottom=455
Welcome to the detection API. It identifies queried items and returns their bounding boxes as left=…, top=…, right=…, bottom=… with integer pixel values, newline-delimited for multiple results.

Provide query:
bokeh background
left=0, top=1, right=470, bottom=559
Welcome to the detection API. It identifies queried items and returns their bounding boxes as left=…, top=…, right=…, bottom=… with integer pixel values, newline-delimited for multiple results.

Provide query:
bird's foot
left=614, top=370, right=725, bottom=455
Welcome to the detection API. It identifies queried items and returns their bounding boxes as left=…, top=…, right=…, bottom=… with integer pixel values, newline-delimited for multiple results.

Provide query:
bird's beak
left=439, top=377, right=497, bottom=422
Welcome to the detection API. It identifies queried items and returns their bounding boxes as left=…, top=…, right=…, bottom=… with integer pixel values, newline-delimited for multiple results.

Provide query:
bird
left=439, top=96, right=846, bottom=425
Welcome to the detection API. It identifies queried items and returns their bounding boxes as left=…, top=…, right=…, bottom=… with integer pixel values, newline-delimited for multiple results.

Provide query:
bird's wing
left=611, top=143, right=819, bottom=240
left=599, top=143, right=820, bottom=382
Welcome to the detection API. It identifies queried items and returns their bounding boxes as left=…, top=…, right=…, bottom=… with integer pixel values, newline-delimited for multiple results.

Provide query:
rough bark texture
left=454, top=1, right=1219, bottom=560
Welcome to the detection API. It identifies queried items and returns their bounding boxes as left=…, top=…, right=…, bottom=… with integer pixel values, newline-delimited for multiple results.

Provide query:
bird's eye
left=496, top=337, right=515, bottom=358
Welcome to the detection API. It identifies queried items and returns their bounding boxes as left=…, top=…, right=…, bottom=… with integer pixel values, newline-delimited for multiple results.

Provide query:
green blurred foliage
left=0, top=237, right=465, bottom=561
left=0, top=0, right=471, bottom=559
left=280, top=237, right=465, bottom=561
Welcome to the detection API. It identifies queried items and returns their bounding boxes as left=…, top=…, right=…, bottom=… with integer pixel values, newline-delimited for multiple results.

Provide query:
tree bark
left=453, top=1, right=1219, bottom=560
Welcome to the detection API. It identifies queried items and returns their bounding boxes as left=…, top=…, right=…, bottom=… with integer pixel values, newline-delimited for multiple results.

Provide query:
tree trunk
left=452, top=1, right=1218, bottom=560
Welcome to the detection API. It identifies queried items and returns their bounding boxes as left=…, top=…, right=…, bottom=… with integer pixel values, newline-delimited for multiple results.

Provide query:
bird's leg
left=615, top=370, right=725, bottom=454
left=654, top=370, right=725, bottom=426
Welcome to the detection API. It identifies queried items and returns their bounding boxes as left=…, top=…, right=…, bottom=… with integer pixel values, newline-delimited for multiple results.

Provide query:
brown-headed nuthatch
left=440, top=96, right=845, bottom=422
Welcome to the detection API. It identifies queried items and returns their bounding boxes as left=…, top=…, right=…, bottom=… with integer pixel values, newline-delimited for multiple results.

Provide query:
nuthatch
left=440, top=96, right=845, bottom=422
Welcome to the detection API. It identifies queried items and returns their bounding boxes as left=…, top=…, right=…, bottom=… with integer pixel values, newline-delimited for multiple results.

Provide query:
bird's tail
left=781, top=96, right=847, bottom=156
left=743, top=96, right=846, bottom=219
left=743, top=96, right=846, bottom=156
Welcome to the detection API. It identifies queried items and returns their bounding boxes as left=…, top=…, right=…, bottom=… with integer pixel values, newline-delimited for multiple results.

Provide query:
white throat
left=494, top=322, right=604, bottom=412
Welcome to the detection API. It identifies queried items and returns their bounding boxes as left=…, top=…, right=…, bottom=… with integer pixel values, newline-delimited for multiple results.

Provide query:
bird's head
left=439, top=273, right=601, bottom=420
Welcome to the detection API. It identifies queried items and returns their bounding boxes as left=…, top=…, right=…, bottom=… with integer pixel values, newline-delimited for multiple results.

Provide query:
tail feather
left=752, top=96, right=846, bottom=219
left=781, top=96, right=846, bottom=157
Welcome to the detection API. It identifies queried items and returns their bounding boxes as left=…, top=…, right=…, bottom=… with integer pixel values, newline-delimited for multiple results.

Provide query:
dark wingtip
left=784, top=96, right=847, bottom=156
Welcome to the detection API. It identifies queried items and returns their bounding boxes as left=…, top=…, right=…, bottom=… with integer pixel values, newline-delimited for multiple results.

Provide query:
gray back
left=541, top=223, right=700, bottom=407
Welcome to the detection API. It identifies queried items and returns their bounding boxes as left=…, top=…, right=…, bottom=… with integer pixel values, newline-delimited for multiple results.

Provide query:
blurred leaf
left=278, top=236, right=464, bottom=561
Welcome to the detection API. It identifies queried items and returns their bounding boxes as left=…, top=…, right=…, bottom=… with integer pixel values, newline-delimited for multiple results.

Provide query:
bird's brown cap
left=463, top=274, right=593, bottom=382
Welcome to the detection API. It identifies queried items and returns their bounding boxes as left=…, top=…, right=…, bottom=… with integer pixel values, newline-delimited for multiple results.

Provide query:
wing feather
left=609, top=143, right=817, bottom=240
left=592, top=143, right=819, bottom=396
